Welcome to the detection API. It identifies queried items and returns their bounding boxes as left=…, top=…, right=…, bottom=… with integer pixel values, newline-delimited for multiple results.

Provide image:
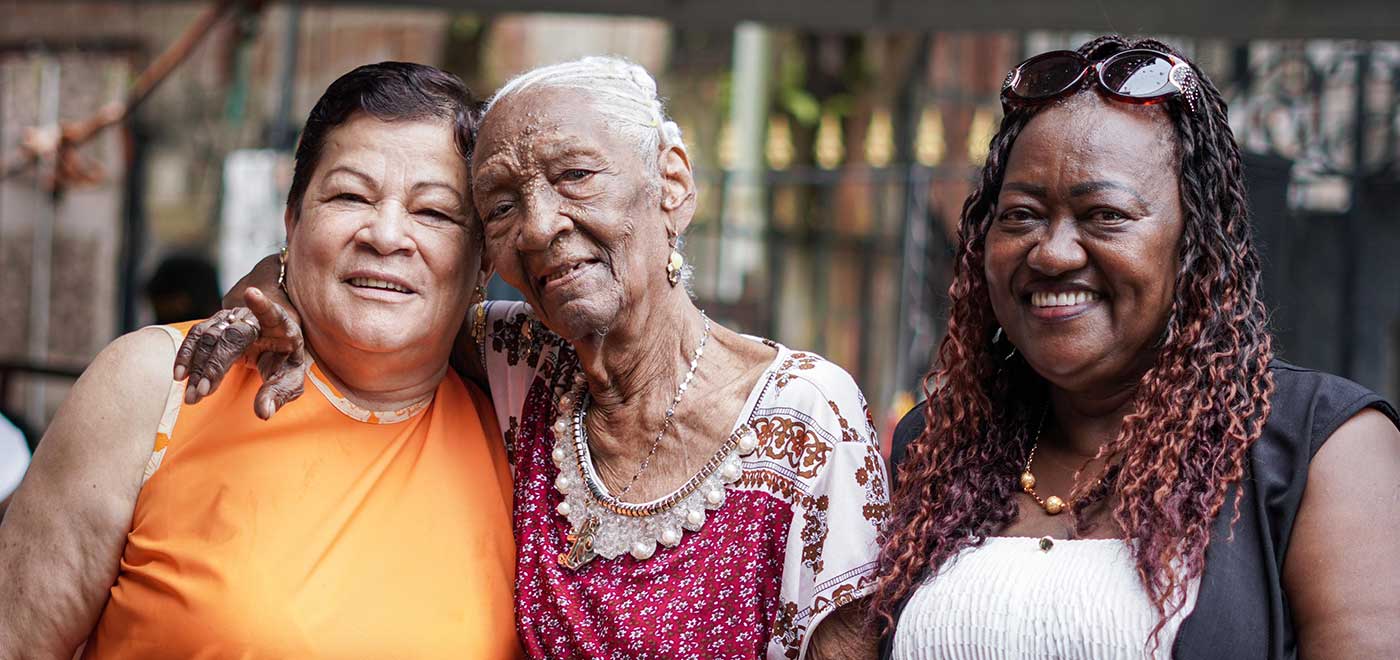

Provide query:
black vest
left=881, top=360, right=1399, bottom=659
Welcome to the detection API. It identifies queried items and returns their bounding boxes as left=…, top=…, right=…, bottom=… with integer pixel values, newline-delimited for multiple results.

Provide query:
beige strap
left=141, top=325, right=189, bottom=484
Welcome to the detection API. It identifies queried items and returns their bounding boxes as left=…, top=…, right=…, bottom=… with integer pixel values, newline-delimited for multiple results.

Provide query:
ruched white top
left=892, top=536, right=1199, bottom=660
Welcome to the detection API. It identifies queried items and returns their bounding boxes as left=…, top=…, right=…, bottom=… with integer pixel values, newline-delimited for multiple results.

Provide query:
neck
left=1044, top=378, right=1142, bottom=457
left=304, top=332, right=449, bottom=412
left=572, top=289, right=705, bottom=426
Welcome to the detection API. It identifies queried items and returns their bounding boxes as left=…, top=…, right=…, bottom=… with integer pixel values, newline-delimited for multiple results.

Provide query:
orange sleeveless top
left=84, top=323, right=521, bottom=659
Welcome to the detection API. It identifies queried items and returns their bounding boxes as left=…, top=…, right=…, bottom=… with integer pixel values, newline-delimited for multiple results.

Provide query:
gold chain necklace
left=1018, top=406, right=1112, bottom=516
left=584, top=312, right=710, bottom=499
left=1019, top=406, right=1070, bottom=515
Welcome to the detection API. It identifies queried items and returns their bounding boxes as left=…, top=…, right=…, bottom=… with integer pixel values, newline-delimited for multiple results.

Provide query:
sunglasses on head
left=1000, top=48, right=1201, bottom=114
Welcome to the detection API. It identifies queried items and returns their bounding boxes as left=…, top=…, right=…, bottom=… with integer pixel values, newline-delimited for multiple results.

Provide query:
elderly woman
left=873, top=36, right=1400, bottom=659
left=0, top=62, right=519, bottom=658
left=175, top=56, right=888, bottom=659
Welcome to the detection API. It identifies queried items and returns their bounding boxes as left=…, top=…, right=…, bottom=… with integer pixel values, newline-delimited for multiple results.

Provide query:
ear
left=476, top=264, right=496, bottom=292
left=283, top=206, right=296, bottom=244
left=657, top=144, right=696, bottom=238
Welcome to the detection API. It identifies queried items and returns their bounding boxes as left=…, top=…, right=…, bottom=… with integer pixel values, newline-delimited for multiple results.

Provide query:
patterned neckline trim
left=550, top=338, right=788, bottom=567
left=305, top=361, right=435, bottom=425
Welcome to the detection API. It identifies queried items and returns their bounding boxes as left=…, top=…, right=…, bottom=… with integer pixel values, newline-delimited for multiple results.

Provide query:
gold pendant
left=557, top=515, right=600, bottom=570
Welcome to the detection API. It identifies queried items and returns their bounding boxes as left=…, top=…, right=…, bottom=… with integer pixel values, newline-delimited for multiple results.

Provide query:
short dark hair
left=286, top=61, right=479, bottom=215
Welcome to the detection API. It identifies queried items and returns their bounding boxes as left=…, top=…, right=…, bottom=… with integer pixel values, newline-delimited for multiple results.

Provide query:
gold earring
left=278, top=246, right=288, bottom=291
left=666, top=250, right=684, bottom=287
left=471, top=286, right=488, bottom=343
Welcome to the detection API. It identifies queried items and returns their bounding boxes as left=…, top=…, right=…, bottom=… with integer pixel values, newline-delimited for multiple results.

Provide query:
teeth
left=545, top=262, right=587, bottom=284
left=349, top=277, right=410, bottom=293
left=1031, top=290, right=1100, bottom=308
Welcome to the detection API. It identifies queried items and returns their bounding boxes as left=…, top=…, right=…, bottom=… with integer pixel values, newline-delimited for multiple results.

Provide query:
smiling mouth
left=538, top=260, right=596, bottom=290
left=347, top=277, right=413, bottom=294
left=1030, top=290, right=1101, bottom=308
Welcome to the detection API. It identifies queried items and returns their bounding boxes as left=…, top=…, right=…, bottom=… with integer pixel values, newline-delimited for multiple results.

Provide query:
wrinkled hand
left=172, top=287, right=307, bottom=420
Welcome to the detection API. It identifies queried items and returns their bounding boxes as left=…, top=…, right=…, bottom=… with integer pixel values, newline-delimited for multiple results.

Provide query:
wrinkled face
left=285, top=113, right=477, bottom=360
left=984, top=95, right=1184, bottom=393
left=471, top=86, right=676, bottom=342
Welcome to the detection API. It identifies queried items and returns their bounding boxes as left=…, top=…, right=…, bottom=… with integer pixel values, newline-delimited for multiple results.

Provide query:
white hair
left=485, top=56, right=696, bottom=293
left=484, top=56, right=686, bottom=171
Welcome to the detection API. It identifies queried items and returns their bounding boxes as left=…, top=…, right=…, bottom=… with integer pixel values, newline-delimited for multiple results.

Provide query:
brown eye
left=997, top=208, right=1038, bottom=225
left=1089, top=209, right=1128, bottom=224
left=486, top=201, right=515, bottom=221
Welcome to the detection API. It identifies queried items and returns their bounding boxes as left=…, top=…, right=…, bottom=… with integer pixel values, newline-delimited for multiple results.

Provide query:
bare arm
left=807, top=600, right=878, bottom=660
left=1283, top=407, right=1400, bottom=658
left=0, top=329, right=176, bottom=658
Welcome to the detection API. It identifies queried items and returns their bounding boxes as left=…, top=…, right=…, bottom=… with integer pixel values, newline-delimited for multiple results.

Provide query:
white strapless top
left=893, top=536, right=1199, bottom=660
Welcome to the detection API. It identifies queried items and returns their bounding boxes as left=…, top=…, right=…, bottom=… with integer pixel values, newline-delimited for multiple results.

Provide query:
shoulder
left=1265, top=360, right=1399, bottom=457
left=440, top=370, right=495, bottom=425
left=483, top=299, right=531, bottom=325
left=482, top=300, right=568, bottom=371
left=85, top=326, right=183, bottom=402
left=888, top=401, right=927, bottom=491
left=17, top=326, right=178, bottom=498
left=62, top=327, right=182, bottom=439
left=761, top=346, right=876, bottom=447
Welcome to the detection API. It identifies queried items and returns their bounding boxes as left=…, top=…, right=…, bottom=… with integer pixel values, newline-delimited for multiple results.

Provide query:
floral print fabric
left=481, top=302, right=890, bottom=660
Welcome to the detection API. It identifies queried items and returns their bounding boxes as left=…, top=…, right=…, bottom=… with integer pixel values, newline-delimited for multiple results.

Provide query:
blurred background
left=2, top=0, right=1399, bottom=461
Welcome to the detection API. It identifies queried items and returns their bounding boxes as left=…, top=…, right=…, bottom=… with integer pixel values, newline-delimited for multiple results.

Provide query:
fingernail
left=197, top=379, right=210, bottom=396
left=173, top=366, right=186, bottom=380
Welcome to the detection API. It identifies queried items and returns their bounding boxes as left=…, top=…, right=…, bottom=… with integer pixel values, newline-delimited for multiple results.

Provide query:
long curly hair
left=870, top=35, right=1276, bottom=645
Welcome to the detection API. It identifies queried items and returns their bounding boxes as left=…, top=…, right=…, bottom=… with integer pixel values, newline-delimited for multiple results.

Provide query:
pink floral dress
left=481, top=302, right=890, bottom=660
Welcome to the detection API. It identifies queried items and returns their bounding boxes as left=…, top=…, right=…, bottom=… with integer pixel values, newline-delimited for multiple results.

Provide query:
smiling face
left=285, top=113, right=477, bottom=361
left=984, top=94, right=1184, bottom=394
left=471, top=85, right=688, bottom=343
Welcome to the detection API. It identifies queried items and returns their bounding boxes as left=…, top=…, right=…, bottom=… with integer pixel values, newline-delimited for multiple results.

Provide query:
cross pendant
left=557, top=515, right=600, bottom=570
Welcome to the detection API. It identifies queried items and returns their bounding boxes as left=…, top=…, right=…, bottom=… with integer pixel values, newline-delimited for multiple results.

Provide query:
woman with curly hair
left=874, top=36, right=1400, bottom=659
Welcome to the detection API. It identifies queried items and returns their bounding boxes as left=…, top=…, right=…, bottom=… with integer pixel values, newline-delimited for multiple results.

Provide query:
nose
left=516, top=186, right=572, bottom=252
left=1025, top=217, right=1087, bottom=277
left=355, top=201, right=417, bottom=256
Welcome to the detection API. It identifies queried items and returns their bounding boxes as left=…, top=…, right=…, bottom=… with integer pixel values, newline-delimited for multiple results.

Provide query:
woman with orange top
left=0, top=62, right=520, bottom=659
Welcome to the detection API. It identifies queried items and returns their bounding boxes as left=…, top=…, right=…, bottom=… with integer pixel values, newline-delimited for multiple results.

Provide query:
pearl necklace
left=550, top=314, right=762, bottom=569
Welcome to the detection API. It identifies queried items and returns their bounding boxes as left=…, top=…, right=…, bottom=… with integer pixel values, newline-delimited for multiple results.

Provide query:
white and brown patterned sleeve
left=480, top=301, right=561, bottom=464
left=763, top=353, right=891, bottom=660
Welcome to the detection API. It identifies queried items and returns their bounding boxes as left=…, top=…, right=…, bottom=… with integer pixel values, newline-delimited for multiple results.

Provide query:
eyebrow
left=324, top=166, right=461, bottom=199
left=411, top=180, right=464, bottom=198
left=471, top=155, right=516, bottom=184
left=321, top=165, right=375, bottom=186
left=539, top=133, right=605, bottom=159
left=1001, top=182, right=1047, bottom=196
left=1069, top=180, right=1148, bottom=206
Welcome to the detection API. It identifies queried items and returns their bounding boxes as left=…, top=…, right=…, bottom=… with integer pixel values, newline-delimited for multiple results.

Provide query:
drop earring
left=470, top=285, right=488, bottom=343
left=992, top=326, right=1018, bottom=361
left=277, top=246, right=288, bottom=292
left=666, top=250, right=684, bottom=287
